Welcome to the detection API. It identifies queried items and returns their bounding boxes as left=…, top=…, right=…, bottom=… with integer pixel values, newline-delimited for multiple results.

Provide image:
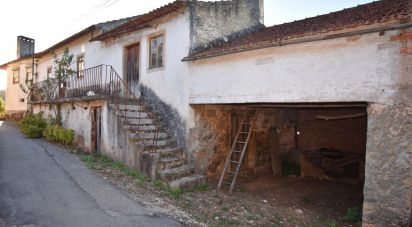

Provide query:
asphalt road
left=0, top=121, right=183, bottom=227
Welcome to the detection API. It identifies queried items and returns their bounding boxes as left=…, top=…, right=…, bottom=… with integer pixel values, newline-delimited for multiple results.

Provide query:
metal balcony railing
left=27, top=64, right=159, bottom=153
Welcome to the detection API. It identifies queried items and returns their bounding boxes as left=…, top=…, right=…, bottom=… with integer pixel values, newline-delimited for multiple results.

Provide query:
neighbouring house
left=1, top=0, right=411, bottom=226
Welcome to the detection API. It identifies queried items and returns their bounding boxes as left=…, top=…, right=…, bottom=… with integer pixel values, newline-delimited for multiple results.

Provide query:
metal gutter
left=182, top=22, right=412, bottom=62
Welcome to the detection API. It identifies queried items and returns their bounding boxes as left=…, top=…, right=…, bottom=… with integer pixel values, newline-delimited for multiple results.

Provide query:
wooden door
left=91, top=107, right=102, bottom=153
left=126, top=44, right=139, bottom=94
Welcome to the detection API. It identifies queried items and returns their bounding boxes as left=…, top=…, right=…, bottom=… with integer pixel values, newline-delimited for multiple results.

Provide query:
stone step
left=159, top=156, right=185, bottom=170
left=159, top=165, right=194, bottom=181
left=123, top=124, right=157, bottom=131
left=169, top=175, right=206, bottom=190
left=118, top=111, right=149, bottom=119
left=128, top=132, right=168, bottom=140
left=156, top=147, right=184, bottom=158
left=123, top=118, right=153, bottom=125
left=117, top=104, right=143, bottom=111
left=138, top=139, right=177, bottom=149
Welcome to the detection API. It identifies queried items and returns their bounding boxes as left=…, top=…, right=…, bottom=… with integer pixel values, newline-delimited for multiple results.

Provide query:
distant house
left=1, top=0, right=411, bottom=226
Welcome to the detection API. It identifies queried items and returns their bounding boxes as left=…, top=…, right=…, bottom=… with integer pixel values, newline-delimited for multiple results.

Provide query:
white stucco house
left=1, top=0, right=411, bottom=226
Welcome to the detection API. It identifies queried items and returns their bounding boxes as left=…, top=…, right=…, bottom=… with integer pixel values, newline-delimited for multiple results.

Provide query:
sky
left=0, top=0, right=374, bottom=91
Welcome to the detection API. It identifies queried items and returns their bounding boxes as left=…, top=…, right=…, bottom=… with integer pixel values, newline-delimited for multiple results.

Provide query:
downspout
left=182, top=21, right=412, bottom=62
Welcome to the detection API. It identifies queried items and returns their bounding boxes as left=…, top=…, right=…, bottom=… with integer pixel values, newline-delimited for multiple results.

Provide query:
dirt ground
left=81, top=155, right=363, bottom=227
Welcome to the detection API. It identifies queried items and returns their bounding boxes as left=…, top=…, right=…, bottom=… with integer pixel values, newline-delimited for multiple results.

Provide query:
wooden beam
left=316, top=113, right=367, bottom=121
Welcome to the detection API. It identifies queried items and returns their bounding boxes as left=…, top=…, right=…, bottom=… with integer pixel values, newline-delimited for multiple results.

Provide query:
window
left=47, top=67, right=52, bottom=79
left=77, top=55, right=84, bottom=77
left=12, top=69, right=19, bottom=84
left=149, top=35, right=164, bottom=69
left=26, top=67, right=33, bottom=85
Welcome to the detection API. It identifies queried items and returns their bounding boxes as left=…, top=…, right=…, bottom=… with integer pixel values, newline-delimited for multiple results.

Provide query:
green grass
left=195, top=182, right=210, bottom=191
left=80, top=154, right=96, bottom=168
left=210, top=217, right=240, bottom=227
left=79, top=154, right=149, bottom=184
left=80, top=153, right=211, bottom=199
left=153, top=180, right=184, bottom=199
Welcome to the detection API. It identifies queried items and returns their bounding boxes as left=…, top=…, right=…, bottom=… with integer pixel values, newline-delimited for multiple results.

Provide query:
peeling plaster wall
left=188, top=28, right=412, bottom=226
left=188, top=29, right=410, bottom=105
left=96, top=11, right=191, bottom=120
left=32, top=100, right=106, bottom=152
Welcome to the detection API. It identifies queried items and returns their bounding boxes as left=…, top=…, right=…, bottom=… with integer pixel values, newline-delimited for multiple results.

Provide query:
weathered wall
left=189, top=105, right=299, bottom=180
left=97, top=10, right=192, bottom=126
left=187, top=28, right=412, bottom=226
left=188, top=105, right=232, bottom=179
left=189, top=0, right=264, bottom=52
left=188, top=27, right=410, bottom=105
left=32, top=100, right=106, bottom=152
left=363, top=104, right=412, bottom=227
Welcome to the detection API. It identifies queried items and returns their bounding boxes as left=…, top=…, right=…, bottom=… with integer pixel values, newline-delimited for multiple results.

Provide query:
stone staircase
left=111, top=102, right=205, bottom=190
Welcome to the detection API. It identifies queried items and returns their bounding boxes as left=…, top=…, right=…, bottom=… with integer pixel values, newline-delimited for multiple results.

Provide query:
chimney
left=17, top=36, right=35, bottom=58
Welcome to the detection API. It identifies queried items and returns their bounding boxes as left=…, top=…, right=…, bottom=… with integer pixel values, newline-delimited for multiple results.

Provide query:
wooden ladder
left=217, top=107, right=259, bottom=194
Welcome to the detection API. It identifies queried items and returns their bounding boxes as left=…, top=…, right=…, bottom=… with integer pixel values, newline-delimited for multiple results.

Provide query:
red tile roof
left=91, top=0, right=188, bottom=41
left=185, top=0, right=412, bottom=61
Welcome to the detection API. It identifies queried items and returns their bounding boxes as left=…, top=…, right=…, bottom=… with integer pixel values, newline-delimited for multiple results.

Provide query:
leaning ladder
left=217, top=107, right=259, bottom=194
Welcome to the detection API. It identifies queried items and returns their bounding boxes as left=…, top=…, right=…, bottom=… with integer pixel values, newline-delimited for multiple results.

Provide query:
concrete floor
left=0, top=121, right=182, bottom=227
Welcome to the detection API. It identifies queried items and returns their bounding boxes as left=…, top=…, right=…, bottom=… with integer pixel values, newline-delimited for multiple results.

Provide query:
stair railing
left=28, top=64, right=159, bottom=153
left=106, top=65, right=159, bottom=153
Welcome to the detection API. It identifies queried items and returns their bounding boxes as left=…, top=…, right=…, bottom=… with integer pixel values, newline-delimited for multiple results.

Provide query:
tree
left=36, top=48, right=75, bottom=124
left=52, top=48, right=75, bottom=87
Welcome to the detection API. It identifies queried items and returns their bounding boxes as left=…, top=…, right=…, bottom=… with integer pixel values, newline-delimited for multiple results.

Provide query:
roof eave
left=0, top=25, right=95, bottom=69
left=183, top=21, right=412, bottom=62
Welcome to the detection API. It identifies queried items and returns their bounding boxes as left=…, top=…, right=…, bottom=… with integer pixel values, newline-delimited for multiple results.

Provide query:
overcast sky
left=0, top=0, right=374, bottom=90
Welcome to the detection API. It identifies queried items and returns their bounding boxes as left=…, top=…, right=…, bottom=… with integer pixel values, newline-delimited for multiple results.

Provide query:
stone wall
left=189, top=105, right=298, bottom=180
left=188, top=105, right=232, bottom=179
left=363, top=104, right=412, bottom=227
left=189, top=0, right=264, bottom=52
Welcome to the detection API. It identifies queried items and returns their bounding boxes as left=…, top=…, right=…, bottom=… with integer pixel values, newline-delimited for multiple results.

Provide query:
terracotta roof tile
left=186, top=0, right=411, bottom=60
left=91, top=0, right=188, bottom=41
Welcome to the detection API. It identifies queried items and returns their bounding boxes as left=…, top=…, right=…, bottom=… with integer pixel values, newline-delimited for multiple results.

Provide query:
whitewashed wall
left=37, top=35, right=91, bottom=81
left=188, top=29, right=406, bottom=106
left=94, top=11, right=191, bottom=120
left=5, top=60, right=32, bottom=113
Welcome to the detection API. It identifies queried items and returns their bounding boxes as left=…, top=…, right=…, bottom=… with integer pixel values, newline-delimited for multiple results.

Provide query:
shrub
left=0, top=97, right=5, bottom=114
left=43, top=124, right=75, bottom=145
left=18, top=112, right=47, bottom=138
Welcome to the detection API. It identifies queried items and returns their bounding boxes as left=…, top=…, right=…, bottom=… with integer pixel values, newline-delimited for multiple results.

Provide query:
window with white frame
left=149, top=34, right=164, bottom=69
left=26, top=67, right=33, bottom=85
left=12, top=69, right=19, bottom=84
left=77, top=55, right=84, bottom=77
left=47, top=67, right=52, bottom=79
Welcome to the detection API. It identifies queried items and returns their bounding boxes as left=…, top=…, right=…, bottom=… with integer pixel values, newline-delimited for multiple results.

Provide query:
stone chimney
left=189, top=0, right=264, bottom=52
left=17, top=36, right=35, bottom=58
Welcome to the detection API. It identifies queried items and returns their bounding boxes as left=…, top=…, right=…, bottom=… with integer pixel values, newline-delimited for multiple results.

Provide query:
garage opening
left=191, top=103, right=367, bottom=224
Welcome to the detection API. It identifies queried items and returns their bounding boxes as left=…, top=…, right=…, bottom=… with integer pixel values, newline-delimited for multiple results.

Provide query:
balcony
left=28, top=65, right=126, bottom=104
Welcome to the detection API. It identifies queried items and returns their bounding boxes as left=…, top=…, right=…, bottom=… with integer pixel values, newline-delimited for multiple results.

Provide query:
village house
left=1, top=0, right=411, bottom=226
